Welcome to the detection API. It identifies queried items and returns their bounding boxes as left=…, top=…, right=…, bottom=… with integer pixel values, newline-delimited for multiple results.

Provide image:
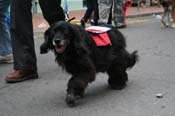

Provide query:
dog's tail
left=127, top=50, right=139, bottom=69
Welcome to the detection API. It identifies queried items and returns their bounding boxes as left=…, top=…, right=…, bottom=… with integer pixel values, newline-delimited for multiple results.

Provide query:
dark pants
left=113, top=0, right=125, bottom=26
left=10, top=0, right=65, bottom=71
left=38, top=0, right=65, bottom=25
left=82, top=0, right=98, bottom=25
left=108, top=6, right=113, bottom=24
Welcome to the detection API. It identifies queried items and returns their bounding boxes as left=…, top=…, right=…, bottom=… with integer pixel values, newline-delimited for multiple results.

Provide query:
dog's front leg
left=161, top=10, right=169, bottom=27
left=171, top=6, right=175, bottom=28
left=66, top=76, right=87, bottom=106
left=65, top=72, right=95, bottom=106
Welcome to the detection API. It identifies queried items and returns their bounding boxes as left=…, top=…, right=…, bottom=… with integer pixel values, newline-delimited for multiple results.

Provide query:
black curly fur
left=40, top=21, right=139, bottom=106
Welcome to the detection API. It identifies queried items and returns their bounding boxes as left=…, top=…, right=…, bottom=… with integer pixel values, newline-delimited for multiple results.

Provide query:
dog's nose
left=53, top=39, right=61, bottom=46
left=55, top=39, right=61, bottom=43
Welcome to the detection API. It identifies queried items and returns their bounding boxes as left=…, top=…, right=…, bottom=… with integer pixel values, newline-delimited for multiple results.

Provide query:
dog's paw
left=108, top=78, right=127, bottom=90
left=65, top=94, right=81, bottom=107
left=171, top=24, right=175, bottom=28
left=109, top=84, right=126, bottom=90
left=66, top=94, right=76, bottom=107
left=161, top=20, right=168, bottom=27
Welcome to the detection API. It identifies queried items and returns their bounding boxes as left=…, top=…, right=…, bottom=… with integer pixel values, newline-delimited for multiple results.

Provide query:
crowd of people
left=81, top=0, right=131, bottom=28
left=0, top=0, right=131, bottom=84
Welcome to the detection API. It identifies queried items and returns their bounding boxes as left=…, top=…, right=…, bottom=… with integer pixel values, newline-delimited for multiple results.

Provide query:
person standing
left=80, top=0, right=99, bottom=28
left=98, top=0, right=113, bottom=25
left=5, top=0, right=65, bottom=83
left=113, top=0, right=131, bottom=28
left=113, top=0, right=125, bottom=28
left=0, top=0, right=13, bottom=63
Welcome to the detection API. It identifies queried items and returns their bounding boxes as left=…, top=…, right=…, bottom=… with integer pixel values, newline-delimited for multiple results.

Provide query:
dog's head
left=40, top=21, right=78, bottom=54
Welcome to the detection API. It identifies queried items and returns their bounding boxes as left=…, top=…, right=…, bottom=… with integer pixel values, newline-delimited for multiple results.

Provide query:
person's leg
left=171, top=4, right=175, bottom=28
left=82, top=0, right=93, bottom=22
left=107, top=5, right=113, bottom=25
left=123, top=0, right=131, bottom=26
left=113, top=0, right=125, bottom=28
left=6, top=7, right=10, bottom=29
left=10, top=0, right=37, bottom=70
left=98, top=0, right=113, bottom=24
left=0, top=0, right=12, bottom=59
left=63, top=0, right=68, bottom=13
left=80, top=0, right=94, bottom=27
left=38, top=0, right=65, bottom=25
left=63, top=0, right=69, bottom=20
left=92, top=0, right=99, bottom=25
left=6, top=0, right=38, bottom=83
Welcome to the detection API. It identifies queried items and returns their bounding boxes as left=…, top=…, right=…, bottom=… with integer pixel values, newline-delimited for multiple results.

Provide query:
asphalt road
left=1, top=16, right=175, bottom=116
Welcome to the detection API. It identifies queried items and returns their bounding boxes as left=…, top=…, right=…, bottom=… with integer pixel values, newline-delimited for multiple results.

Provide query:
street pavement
left=1, top=15, right=175, bottom=116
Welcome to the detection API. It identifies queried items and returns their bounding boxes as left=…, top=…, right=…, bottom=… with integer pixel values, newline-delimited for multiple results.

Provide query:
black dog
left=40, top=21, right=138, bottom=106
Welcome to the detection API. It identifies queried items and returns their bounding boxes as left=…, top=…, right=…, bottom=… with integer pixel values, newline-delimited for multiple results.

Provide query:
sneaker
left=115, top=23, right=127, bottom=29
left=65, top=12, right=69, bottom=21
left=0, top=54, right=13, bottom=63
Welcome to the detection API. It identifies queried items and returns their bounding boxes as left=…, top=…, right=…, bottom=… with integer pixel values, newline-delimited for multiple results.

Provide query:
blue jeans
left=0, top=0, right=12, bottom=56
left=6, top=7, right=10, bottom=29
left=63, top=0, right=68, bottom=13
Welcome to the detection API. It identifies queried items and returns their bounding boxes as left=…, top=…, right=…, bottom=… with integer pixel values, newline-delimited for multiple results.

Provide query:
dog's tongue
left=55, top=45, right=64, bottom=54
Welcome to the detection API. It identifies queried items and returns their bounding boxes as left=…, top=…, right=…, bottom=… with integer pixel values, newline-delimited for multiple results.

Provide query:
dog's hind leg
left=107, top=64, right=128, bottom=90
left=107, top=50, right=138, bottom=90
left=65, top=70, right=96, bottom=106
left=161, top=10, right=169, bottom=27
left=171, top=6, right=175, bottom=28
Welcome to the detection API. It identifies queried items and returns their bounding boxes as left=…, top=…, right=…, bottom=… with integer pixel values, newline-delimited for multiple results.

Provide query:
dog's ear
left=40, top=27, right=54, bottom=54
left=67, top=25, right=82, bottom=47
left=57, top=21, right=81, bottom=48
left=69, top=25, right=89, bottom=55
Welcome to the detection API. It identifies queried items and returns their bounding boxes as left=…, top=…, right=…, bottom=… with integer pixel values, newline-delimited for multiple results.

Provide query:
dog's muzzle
left=53, top=38, right=69, bottom=54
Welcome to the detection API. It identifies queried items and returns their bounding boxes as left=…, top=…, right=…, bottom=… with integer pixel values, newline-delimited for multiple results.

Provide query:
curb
left=69, top=12, right=164, bottom=23
left=126, top=11, right=163, bottom=18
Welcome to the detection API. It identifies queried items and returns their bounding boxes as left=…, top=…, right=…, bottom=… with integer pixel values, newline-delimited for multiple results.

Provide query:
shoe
left=80, top=19, right=86, bottom=28
left=115, top=24, right=127, bottom=29
left=65, top=12, right=69, bottom=21
left=5, top=70, right=38, bottom=83
left=0, top=54, right=13, bottom=63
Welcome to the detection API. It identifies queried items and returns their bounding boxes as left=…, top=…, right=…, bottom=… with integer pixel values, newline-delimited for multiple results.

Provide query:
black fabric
left=82, top=0, right=99, bottom=25
left=10, top=0, right=37, bottom=70
left=38, top=0, right=65, bottom=25
left=10, top=0, right=65, bottom=70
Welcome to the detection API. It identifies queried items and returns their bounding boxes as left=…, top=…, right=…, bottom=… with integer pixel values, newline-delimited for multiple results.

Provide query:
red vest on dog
left=86, top=26, right=112, bottom=46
